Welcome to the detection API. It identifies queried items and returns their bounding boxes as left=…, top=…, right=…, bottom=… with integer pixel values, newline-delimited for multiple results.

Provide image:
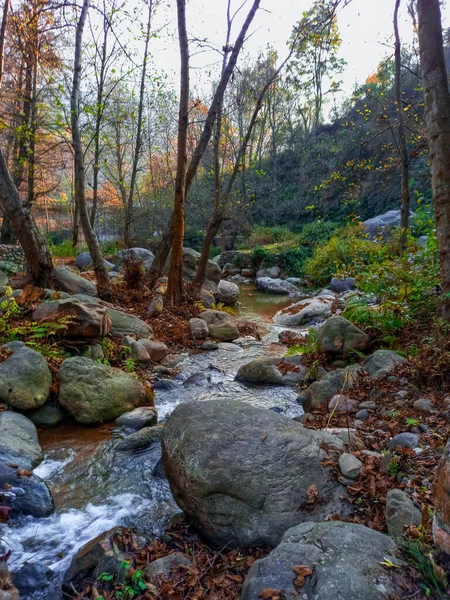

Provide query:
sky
left=147, top=0, right=450, bottom=117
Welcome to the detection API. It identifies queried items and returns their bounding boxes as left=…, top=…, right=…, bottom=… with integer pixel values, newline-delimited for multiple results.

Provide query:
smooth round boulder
left=116, top=406, right=157, bottom=431
left=316, top=316, right=371, bottom=355
left=364, top=350, right=407, bottom=379
left=207, top=320, right=240, bottom=342
left=112, top=247, right=154, bottom=266
left=274, top=297, right=333, bottom=326
left=235, top=357, right=309, bottom=387
left=162, top=399, right=344, bottom=548
left=215, top=280, right=240, bottom=305
left=140, top=340, right=169, bottom=363
left=189, top=318, right=209, bottom=339
left=27, top=404, right=66, bottom=427
left=58, top=357, right=154, bottom=424
left=0, top=411, right=43, bottom=466
left=0, top=347, right=52, bottom=411
left=241, top=521, right=401, bottom=600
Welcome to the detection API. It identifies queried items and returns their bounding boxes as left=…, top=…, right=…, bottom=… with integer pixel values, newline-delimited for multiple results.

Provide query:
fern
left=285, top=327, right=318, bottom=356
left=211, top=302, right=236, bottom=316
left=343, top=296, right=375, bottom=327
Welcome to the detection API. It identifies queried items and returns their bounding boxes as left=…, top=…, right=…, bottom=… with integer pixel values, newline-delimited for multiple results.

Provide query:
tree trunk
left=0, top=0, right=9, bottom=88
left=394, top=0, right=410, bottom=256
left=417, top=0, right=450, bottom=318
left=166, top=0, right=189, bottom=307
left=0, top=147, right=53, bottom=286
left=147, top=0, right=261, bottom=286
left=71, top=0, right=111, bottom=299
left=124, top=0, right=153, bottom=248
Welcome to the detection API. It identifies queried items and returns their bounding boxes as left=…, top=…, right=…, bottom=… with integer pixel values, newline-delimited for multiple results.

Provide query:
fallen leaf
left=17, top=469, right=32, bottom=478
left=293, top=565, right=312, bottom=588
left=306, top=484, right=318, bottom=505
left=259, top=588, right=282, bottom=599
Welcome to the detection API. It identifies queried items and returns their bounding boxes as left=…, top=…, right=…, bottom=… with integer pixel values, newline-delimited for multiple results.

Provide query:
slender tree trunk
left=71, top=0, right=111, bottom=299
left=147, top=0, right=261, bottom=286
left=124, top=0, right=153, bottom=248
left=394, top=0, right=410, bottom=256
left=26, top=51, right=38, bottom=208
left=166, top=0, right=189, bottom=306
left=0, top=0, right=9, bottom=88
left=0, top=148, right=53, bottom=286
left=417, top=0, right=450, bottom=319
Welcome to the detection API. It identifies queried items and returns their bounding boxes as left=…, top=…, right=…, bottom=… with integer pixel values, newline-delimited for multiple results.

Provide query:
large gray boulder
left=58, top=357, right=153, bottom=424
left=274, top=297, right=333, bottom=326
left=165, top=248, right=221, bottom=290
left=364, top=350, right=407, bottom=379
left=207, top=320, right=240, bottom=342
left=256, top=266, right=280, bottom=279
left=235, top=357, right=309, bottom=387
left=0, top=347, right=52, bottom=411
left=241, top=521, right=401, bottom=600
left=329, top=276, right=357, bottom=293
left=75, top=252, right=115, bottom=272
left=363, top=209, right=403, bottom=238
left=256, top=277, right=302, bottom=296
left=215, top=280, right=240, bottom=305
left=162, top=399, right=344, bottom=548
left=33, top=298, right=111, bottom=340
left=112, top=247, right=154, bottom=267
left=0, top=411, right=43, bottom=466
left=316, top=316, right=371, bottom=355
left=53, top=267, right=97, bottom=296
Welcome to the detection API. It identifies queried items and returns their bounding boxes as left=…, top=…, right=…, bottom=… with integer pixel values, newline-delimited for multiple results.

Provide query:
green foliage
left=209, top=245, right=222, bottom=259
left=387, top=455, right=400, bottom=476
left=406, top=417, right=420, bottom=426
left=295, top=220, right=342, bottom=246
left=101, top=337, right=115, bottom=362
left=248, top=225, right=294, bottom=246
left=184, top=227, right=204, bottom=251
left=285, top=327, right=317, bottom=356
left=123, top=357, right=136, bottom=374
left=210, top=302, right=235, bottom=316
left=399, top=538, right=448, bottom=598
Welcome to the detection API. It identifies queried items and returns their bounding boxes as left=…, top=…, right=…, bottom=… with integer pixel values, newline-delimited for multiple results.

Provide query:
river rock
left=144, top=553, right=191, bottom=580
left=300, top=365, right=362, bottom=412
left=116, top=424, right=164, bottom=451
left=148, top=294, right=163, bottom=317
left=363, top=209, right=407, bottom=239
left=386, top=489, right=421, bottom=537
left=75, top=252, right=115, bottom=272
left=53, top=266, right=97, bottom=296
left=0, top=347, right=52, bottom=411
left=339, top=453, right=362, bottom=479
left=13, top=562, right=53, bottom=598
left=116, top=406, right=157, bottom=430
left=255, top=277, right=300, bottom=295
left=215, top=280, right=239, bottom=305
left=434, top=436, right=450, bottom=553
left=199, top=309, right=232, bottom=325
left=108, top=308, right=152, bottom=338
left=189, top=317, right=209, bottom=339
left=58, top=357, right=153, bottom=424
left=140, top=340, right=169, bottom=363
left=162, top=399, right=344, bottom=547
left=27, top=404, right=66, bottom=427
left=256, top=266, right=280, bottom=279
left=316, top=316, right=371, bottom=355
left=389, top=432, right=419, bottom=449
left=273, top=297, right=333, bottom=326
left=328, top=394, right=359, bottom=414
left=364, top=350, right=407, bottom=379
left=129, top=340, right=151, bottom=368
left=207, top=320, right=240, bottom=342
left=240, top=521, right=400, bottom=600
left=329, top=276, right=357, bottom=293
left=413, top=397, right=435, bottom=414
left=33, top=298, right=111, bottom=340
left=112, top=247, right=154, bottom=267
left=235, top=357, right=308, bottom=387
left=0, top=411, right=43, bottom=466
left=0, top=270, right=8, bottom=294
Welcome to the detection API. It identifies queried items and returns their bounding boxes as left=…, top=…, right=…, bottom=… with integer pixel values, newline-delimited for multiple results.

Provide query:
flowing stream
left=0, top=285, right=305, bottom=598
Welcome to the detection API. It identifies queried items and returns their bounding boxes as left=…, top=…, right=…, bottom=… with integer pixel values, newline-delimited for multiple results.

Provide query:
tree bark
left=166, top=0, right=189, bottom=307
left=394, top=0, right=410, bottom=256
left=0, top=0, right=9, bottom=88
left=71, top=0, right=111, bottom=299
left=417, top=0, right=450, bottom=318
left=0, top=147, right=53, bottom=286
left=123, top=0, right=153, bottom=248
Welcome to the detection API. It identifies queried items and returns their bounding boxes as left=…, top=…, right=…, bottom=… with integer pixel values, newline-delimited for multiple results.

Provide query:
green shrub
left=49, top=239, right=87, bottom=257
left=296, top=220, right=342, bottom=246
left=209, top=245, right=221, bottom=258
left=184, top=227, right=204, bottom=251
left=248, top=226, right=294, bottom=247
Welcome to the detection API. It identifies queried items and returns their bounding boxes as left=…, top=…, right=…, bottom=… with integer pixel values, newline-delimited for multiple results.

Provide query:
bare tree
left=71, top=0, right=111, bottom=299
left=394, top=0, right=410, bottom=255
left=417, top=0, right=450, bottom=318
left=166, top=0, right=189, bottom=306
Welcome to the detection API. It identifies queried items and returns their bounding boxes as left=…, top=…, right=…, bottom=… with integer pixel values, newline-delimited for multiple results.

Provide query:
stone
left=240, top=521, right=400, bottom=600
left=162, top=399, right=344, bottom=547
left=144, top=554, right=191, bottom=580
left=364, top=350, right=407, bottom=379
left=328, top=394, right=359, bottom=414
left=63, top=527, right=133, bottom=593
left=116, top=406, right=157, bottom=430
left=255, top=266, right=280, bottom=279
left=153, top=379, right=179, bottom=391
left=360, top=401, right=377, bottom=410
left=0, top=347, right=52, bottom=411
left=434, top=436, right=450, bottom=553
left=189, top=317, right=209, bottom=339
left=363, top=209, right=411, bottom=239
left=386, top=489, right=421, bottom=538
left=33, top=299, right=111, bottom=340
left=199, top=309, right=233, bottom=325
left=329, top=276, right=357, bottom=293
left=199, top=288, right=215, bottom=308
left=148, top=294, right=163, bottom=317
left=285, top=277, right=301, bottom=285
left=130, top=341, right=151, bottom=368
left=236, top=357, right=308, bottom=387
left=316, top=316, right=371, bottom=355
left=215, top=279, right=239, bottom=305
left=112, top=247, right=154, bottom=266
left=301, top=365, right=363, bottom=412
left=153, top=457, right=166, bottom=479
left=27, top=404, right=65, bottom=427
left=217, top=342, right=243, bottom=352
left=0, top=270, right=8, bottom=294
left=140, top=340, right=169, bottom=363
left=273, top=297, right=333, bottom=326
left=58, top=357, right=153, bottom=424
left=355, top=408, right=370, bottom=420
left=413, top=398, right=435, bottom=414
left=207, top=321, right=240, bottom=342
left=241, top=268, right=254, bottom=277
left=164, top=248, right=221, bottom=291
left=255, top=277, right=300, bottom=295
left=13, top=562, right=53, bottom=597
left=1, top=340, right=25, bottom=351
left=389, top=432, right=419, bottom=450
left=202, top=341, right=218, bottom=351
left=108, top=308, right=152, bottom=338
left=339, top=453, right=362, bottom=479
left=0, top=411, right=43, bottom=466
left=75, top=251, right=93, bottom=270
left=81, top=343, right=105, bottom=361
left=53, top=266, right=97, bottom=296
left=116, top=424, right=164, bottom=451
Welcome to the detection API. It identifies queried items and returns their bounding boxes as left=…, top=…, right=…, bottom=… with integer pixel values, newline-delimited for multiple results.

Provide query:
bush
left=184, top=227, right=204, bottom=251
left=296, top=220, right=342, bottom=246
left=247, top=226, right=293, bottom=247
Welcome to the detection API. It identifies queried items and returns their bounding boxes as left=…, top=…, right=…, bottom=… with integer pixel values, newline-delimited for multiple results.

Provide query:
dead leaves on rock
left=257, top=565, right=312, bottom=600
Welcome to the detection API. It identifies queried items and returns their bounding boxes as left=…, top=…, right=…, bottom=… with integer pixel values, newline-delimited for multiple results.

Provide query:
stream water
left=0, top=285, right=304, bottom=598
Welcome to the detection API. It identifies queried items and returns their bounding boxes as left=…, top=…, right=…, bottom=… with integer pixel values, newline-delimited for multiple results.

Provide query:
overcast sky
left=146, top=0, right=450, bottom=116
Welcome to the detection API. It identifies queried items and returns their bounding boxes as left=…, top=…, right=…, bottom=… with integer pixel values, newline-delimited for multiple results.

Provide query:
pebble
left=338, top=453, right=362, bottom=479
left=328, top=395, right=359, bottom=414
left=396, top=390, right=408, bottom=398
left=355, top=409, right=369, bottom=420
left=413, top=398, right=435, bottom=414
left=359, top=401, right=377, bottom=410
left=361, top=450, right=382, bottom=459
left=389, top=432, right=419, bottom=450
